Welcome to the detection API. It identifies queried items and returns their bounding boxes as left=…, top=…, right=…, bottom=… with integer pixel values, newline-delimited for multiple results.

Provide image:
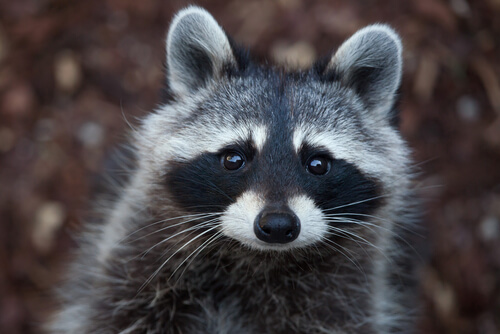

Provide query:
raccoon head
left=138, top=6, right=409, bottom=252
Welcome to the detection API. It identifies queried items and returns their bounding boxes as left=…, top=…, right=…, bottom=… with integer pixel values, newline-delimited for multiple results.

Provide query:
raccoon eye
left=222, top=151, right=245, bottom=171
left=306, top=156, right=330, bottom=175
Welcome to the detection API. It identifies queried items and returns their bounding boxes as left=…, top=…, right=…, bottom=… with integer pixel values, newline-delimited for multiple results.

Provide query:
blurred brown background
left=1, top=0, right=499, bottom=333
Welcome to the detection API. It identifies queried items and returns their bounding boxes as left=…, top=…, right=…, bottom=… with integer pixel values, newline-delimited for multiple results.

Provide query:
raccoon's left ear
left=165, top=6, right=236, bottom=95
left=327, top=25, right=402, bottom=120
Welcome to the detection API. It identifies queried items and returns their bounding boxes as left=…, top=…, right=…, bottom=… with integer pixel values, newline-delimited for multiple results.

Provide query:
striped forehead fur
left=138, top=101, right=268, bottom=165
left=139, top=73, right=410, bottom=196
left=292, top=124, right=410, bottom=186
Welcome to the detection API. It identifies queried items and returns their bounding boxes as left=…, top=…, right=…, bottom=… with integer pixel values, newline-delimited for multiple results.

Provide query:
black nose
left=254, top=208, right=300, bottom=244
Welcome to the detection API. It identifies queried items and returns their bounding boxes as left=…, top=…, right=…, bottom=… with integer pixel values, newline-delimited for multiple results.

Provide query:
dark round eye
left=222, top=151, right=245, bottom=171
left=306, top=156, right=330, bottom=175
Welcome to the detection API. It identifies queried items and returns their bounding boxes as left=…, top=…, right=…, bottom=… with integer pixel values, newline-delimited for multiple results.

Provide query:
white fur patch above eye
left=292, top=127, right=306, bottom=153
left=291, top=125, right=406, bottom=185
left=251, top=125, right=267, bottom=152
left=151, top=120, right=267, bottom=164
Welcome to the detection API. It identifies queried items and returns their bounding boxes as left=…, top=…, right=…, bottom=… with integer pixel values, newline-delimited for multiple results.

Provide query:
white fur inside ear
left=330, top=24, right=403, bottom=117
left=166, top=6, right=235, bottom=95
left=332, top=25, right=402, bottom=83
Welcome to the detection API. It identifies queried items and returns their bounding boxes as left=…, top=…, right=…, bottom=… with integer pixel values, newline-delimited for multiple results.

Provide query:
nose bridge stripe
left=254, top=125, right=300, bottom=204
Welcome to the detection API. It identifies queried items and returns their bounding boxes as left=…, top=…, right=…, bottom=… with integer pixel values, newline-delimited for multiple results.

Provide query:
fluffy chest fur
left=79, top=228, right=383, bottom=334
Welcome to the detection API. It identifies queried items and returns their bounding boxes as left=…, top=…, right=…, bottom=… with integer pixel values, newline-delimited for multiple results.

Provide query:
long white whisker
left=323, top=229, right=369, bottom=258
left=140, top=218, right=220, bottom=259
left=324, top=214, right=419, bottom=250
left=324, top=217, right=383, bottom=237
left=120, top=212, right=221, bottom=244
left=324, top=216, right=397, bottom=237
left=325, top=225, right=393, bottom=265
left=171, top=230, right=224, bottom=282
left=139, top=225, right=220, bottom=292
left=321, top=193, right=392, bottom=213
left=127, top=213, right=221, bottom=245
left=324, top=212, right=421, bottom=236
left=325, top=225, right=379, bottom=251
left=309, top=231, right=365, bottom=277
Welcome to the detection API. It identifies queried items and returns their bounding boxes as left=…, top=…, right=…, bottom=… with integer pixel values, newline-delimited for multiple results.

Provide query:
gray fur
left=166, top=7, right=235, bottom=95
left=329, top=25, right=402, bottom=119
left=48, top=6, right=419, bottom=334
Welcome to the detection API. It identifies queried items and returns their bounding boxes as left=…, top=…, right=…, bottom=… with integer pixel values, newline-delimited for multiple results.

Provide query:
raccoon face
left=139, top=7, right=409, bottom=251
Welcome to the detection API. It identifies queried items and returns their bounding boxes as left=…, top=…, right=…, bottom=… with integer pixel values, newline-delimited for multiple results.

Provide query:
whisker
left=139, top=225, right=220, bottom=292
left=170, top=175, right=234, bottom=203
left=126, top=213, right=221, bottom=245
left=324, top=215, right=403, bottom=239
left=314, top=234, right=366, bottom=279
left=324, top=212, right=422, bottom=236
left=324, top=216, right=384, bottom=238
left=121, top=106, right=148, bottom=144
left=308, top=231, right=363, bottom=267
left=321, top=193, right=392, bottom=213
left=325, top=225, right=393, bottom=265
left=155, top=221, right=221, bottom=261
left=120, top=212, right=221, bottom=244
left=139, top=218, right=220, bottom=259
left=325, top=225, right=380, bottom=251
left=171, top=230, right=224, bottom=283
left=324, top=216, right=420, bottom=261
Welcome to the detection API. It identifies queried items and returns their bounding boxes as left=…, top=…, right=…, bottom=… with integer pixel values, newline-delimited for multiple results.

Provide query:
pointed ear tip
left=172, top=5, right=212, bottom=22
left=167, top=6, right=215, bottom=39
left=165, top=6, right=218, bottom=53
left=164, top=6, right=234, bottom=95
left=357, top=24, right=403, bottom=51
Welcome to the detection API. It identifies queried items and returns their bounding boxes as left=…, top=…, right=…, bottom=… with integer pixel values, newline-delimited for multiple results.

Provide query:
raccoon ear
left=166, top=6, right=235, bottom=95
left=328, top=25, right=402, bottom=119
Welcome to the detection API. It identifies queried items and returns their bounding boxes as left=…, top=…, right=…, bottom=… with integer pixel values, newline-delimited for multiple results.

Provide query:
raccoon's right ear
left=325, top=25, right=403, bottom=122
left=165, top=6, right=236, bottom=96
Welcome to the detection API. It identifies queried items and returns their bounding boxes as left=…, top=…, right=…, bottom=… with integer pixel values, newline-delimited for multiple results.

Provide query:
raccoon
left=49, top=6, right=419, bottom=334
